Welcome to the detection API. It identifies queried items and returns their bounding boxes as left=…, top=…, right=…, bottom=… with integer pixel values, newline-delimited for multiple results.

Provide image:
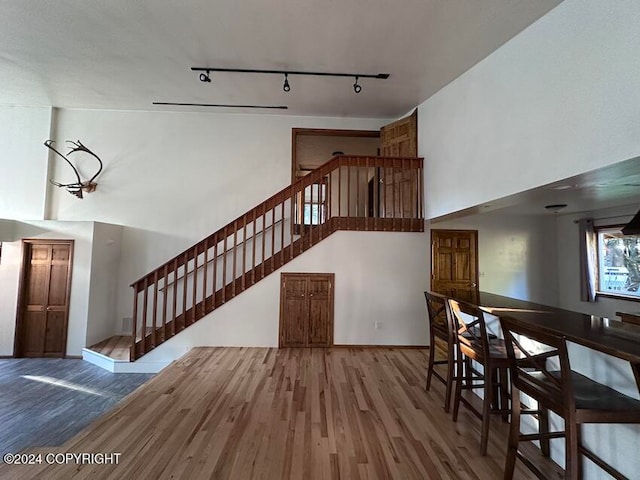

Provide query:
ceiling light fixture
left=198, top=70, right=211, bottom=83
left=353, top=76, right=362, bottom=94
left=191, top=67, right=390, bottom=94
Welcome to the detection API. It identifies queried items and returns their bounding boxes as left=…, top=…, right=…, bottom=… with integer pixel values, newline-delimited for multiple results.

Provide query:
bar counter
left=471, top=291, right=640, bottom=363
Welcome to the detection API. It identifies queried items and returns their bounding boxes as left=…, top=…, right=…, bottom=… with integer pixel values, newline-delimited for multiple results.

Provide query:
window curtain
left=579, top=218, right=597, bottom=302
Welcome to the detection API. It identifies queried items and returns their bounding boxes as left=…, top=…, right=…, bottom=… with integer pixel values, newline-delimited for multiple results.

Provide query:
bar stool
left=500, top=315, right=640, bottom=480
left=424, top=291, right=456, bottom=412
left=448, top=298, right=511, bottom=455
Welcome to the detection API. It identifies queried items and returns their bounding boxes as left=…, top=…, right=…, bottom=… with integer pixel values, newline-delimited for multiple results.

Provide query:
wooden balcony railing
left=129, top=155, right=424, bottom=360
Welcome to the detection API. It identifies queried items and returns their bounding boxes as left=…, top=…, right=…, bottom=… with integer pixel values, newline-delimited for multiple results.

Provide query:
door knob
left=470, top=283, right=477, bottom=288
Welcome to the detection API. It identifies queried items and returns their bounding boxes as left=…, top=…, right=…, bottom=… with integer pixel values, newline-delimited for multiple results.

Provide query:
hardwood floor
left=0, top=347, right=560, bottom=479
left=88, top=335, right=132, bottom=361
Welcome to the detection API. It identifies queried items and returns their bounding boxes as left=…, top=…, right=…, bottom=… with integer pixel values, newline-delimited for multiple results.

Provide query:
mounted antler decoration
left=45, top=140, right=103, bottom=199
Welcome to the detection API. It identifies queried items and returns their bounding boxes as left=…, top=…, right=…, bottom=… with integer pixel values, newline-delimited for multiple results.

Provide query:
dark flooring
left=0, top=358, right=153, bottom=459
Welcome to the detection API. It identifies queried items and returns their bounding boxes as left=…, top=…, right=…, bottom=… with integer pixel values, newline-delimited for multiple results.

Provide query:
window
left=295, top=181, right=326, bottom=232
left=596, top=226, right=640, bottom=299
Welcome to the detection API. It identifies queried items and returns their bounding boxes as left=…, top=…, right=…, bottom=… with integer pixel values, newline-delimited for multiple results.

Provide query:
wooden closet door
left=16, top=240, right=73, bottom=358
left=307, top=275, right=333, bottom=347
left=280, top=276, right=308, bottom=347
left=279, top=273, right=334, bottom=348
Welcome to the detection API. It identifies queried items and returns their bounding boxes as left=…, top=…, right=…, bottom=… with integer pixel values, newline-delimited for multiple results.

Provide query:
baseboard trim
left=332, top=344, right=428, bottom=349
left=65, top=355, right=83, bottom=359
left=0, top=355, right=14, bottom=358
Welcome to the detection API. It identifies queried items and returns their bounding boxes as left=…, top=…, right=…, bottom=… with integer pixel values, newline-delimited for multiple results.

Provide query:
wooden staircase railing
left=129, top=155, right=424, bottom=360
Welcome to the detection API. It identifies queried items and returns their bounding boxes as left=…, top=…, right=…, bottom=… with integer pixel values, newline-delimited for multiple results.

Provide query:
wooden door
left=279, top=273, right=334, bottom=347
left=431, top=230, right=479, bottom=302
left=380, top=110, right=418, bottom=218
left=15, top=240, right=73, bottom=357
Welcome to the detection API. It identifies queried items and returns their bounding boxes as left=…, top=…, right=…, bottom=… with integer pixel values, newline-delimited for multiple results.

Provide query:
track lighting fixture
left=191, top=67, right=390, bottom=94
left=353, top=76, right=362, bottom=94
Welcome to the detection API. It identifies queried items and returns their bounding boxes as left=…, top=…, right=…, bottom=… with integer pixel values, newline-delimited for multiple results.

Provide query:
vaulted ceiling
left=0, top=0, right=561, bottom=117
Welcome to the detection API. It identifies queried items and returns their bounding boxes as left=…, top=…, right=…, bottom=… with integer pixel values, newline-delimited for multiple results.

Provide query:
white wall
left=0, top=221, right=94, bottom=356
left=419, top=0, right=640, bottom=219
left=48, top=109, right=389, bottom=329
left=0, top=219, right=16, bottom=241
left=0, top=106, right=52, bottom=220
left=139, top=230, right=428, bottom=363
left=429, top=211, right=559, bottom=306
left=86, top=222, right=123, bottom=346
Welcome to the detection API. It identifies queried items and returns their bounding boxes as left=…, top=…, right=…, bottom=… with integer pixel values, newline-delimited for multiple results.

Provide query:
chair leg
left=443, top=342, right=455, bottom=413
left=539, top=407, right=550, bottom=457
left=426, top=332, right=435, bottom=391
left=565, top=415, right=580, bottom=480
left=480, top=365, right=493, bottom=455
left=452, top=350, right=464, bottom=422
left=503, top=385, right=521, bottom=480
left=498, top=367, right=509, bottom=422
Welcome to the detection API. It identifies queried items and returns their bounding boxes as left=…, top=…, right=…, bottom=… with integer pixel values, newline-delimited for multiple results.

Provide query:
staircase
left=125, top=155, right=423, bottom=361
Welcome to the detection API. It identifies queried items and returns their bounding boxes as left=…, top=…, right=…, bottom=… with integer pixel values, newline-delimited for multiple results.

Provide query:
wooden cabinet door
left=279, top=273, right=334, bottom=348
left=16, top=240, right=73, bottom=357
left=431, top=230, right=478, bottom=302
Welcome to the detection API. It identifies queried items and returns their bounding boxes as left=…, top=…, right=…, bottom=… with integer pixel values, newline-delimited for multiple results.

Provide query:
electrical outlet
left=374, top=321, right=382, bottom=330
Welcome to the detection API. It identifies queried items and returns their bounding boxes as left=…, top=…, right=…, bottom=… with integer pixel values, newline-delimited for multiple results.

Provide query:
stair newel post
left=261, top=204, right=266, bottom=279
left=382, top=161, right=387, bottom=228
left=280, top=198, right=285, bottom=265
left=212, top=233, right=218, bottom=306
left=251, top=210, right=256, bottom=286
left=222, top=226, right=227, bottom=303
left=131, top=283, right=138, bottom=360
left=241, top=215, right=246, bottom=292
left=365, top=156, right=370, bottom=231
left=298, top=184, right=305, bottom=248
left=271, top=201, right=276, bottom=272
left=326, top=170, right=331, bottom=226
left=347, top=158, right=351, bottom=227
left=356, top=156, right=361, bottom=221
left=152, top=270, right=158, bottom=348
left=182, top=251, right=189, bottom=328
left=192, top=245, right=198, bottom=322
left=142, top=276, right=149, bottom=355
left=338, top=163, right=342, bottom=224
left=289, top=184, right=295, bottom=261
left=202, top=238, right=208, bottom=316
left=373, top=157, right=379, bottom=229
left=419, top=159, right=424, bottom=221
left=162, top=263, right=168, bottom=342
left=172, top=258, right=178, bottom=337
left=398, top=157, right=410, bottom=232
left=232, top=220, right=237, bottom=298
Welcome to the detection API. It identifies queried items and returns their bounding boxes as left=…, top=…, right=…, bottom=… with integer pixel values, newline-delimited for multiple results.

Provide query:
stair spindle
left=152, top=270, right=158, bottom=348
left=202, top=238, right=208, bottom=316
left=162, top=264, right=168, bottom=342
left=142, top=276, right=148, bottom=354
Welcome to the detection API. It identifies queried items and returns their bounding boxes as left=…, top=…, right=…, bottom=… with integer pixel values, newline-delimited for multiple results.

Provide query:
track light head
left=353, top=76, right=362, bottom=94
left=283, top=73, right=291, bottom=92
left=199, top=71, right=211, bottom=83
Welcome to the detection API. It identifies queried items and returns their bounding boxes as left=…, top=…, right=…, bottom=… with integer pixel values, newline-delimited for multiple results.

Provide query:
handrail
left=129, top=155, right=423, bottom=360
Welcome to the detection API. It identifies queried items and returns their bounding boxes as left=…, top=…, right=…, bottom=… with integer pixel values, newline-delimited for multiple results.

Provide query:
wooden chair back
left=424, top=291, right=453, bottom=336
left=448, top=298, right=491, bottom=361
left=500, top=316, right=571, bottom=415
